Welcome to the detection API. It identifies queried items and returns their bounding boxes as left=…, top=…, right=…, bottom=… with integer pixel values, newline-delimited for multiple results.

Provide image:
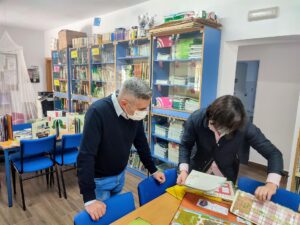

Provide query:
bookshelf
left=150, top=24, right=221, bottom=171
left=69, top=47, right=90, bottom=114
left=291, top=130, right=300, bottom=193
left=90, top=43, right=116, bottom=101
left=52, top=49, right=71, bottom=112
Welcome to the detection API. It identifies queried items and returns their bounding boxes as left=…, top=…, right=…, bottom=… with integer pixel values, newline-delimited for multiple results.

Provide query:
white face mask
left=127, top=110, right=148, bottom=121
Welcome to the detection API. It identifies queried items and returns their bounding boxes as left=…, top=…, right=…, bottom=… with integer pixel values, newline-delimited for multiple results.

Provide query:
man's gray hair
left=119, top=77, right=152, bottom=100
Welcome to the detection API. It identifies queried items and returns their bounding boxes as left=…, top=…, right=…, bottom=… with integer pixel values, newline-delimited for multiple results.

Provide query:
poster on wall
left=27, top=65, right=40, bottom=83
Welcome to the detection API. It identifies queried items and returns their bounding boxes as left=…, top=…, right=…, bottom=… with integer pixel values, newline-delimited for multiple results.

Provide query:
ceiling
left=0, top=0, right=148, bottom=30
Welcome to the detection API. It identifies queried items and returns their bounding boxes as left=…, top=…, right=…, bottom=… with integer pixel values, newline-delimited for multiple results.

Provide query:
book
left=171, top=192, right=251, bottom=225
left=128, top=217, right=152, bottom=225
left=185, top=170, right=227, bottom=191
left=230, top=190, right=300, bottom=225
left=31, top=119, right=50, bottom=139
left=205, top=181, right=235, bottom=202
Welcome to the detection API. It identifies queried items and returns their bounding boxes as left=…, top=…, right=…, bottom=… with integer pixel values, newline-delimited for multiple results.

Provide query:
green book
left=128, top=217, right=152, bottom=225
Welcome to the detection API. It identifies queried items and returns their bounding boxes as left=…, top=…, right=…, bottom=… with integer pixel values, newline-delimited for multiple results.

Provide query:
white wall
left=0, top=25, right=46, bottom=93
left=238, top=43, right=300, bottom=171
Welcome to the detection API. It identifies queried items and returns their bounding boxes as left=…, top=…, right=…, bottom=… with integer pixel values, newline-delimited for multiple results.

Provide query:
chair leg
left=45, top=168, right=49, bottom=187
left=11, top=163, right=16, bottom=195
left=50, top=167, right=54, bottom=187
left=60, top=166, right=67, bottom=199
left=55, top=165, right=62, bottom=198
left=19, top=174, right=26, bottom=211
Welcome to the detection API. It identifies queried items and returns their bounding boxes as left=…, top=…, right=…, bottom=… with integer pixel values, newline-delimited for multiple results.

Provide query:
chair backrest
left=138, top=168, right=177, bottom=206
left=73, top=192, right=135, bottom=225
left=13, top=123, right=32, bottom=131
left=20, top=135, right=56, bottom=158
left=62, top=133, right=82, bottom=150
left=238, top=176, right=300, bottom=212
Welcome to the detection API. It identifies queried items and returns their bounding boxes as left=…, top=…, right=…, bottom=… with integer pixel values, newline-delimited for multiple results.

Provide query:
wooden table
left=112, top=193, right=181, bottom=225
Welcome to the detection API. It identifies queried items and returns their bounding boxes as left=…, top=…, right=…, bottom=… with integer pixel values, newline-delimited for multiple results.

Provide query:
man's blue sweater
left=77, top=96, right=157, bottom=203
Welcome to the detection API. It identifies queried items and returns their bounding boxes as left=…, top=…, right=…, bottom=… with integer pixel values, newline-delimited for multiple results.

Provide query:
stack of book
left=172, top=97, right=185, bottom=110
left=154, top=142, right=168, bottom=158
left=185, top=98, right=199, bottom=112
left=127, top=43, right=150, bottom=57
left=154, top=124, right=168, bottom=137
left=168, top=120, right=184, bottom=141
left=189, top=44, right=202, bottom=59
left=72, top=37, right=88, bottom=48
left=168, top=142, right=179, bottom=163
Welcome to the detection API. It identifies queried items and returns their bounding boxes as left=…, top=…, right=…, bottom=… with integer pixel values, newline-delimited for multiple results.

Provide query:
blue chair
left=55, top=133, right=82, bottom=199
left=74, top=192, right=135, bottom=225
left=11, top=135, right=61, bottom=210
left=138, top=168, right=177, bottom=206
left=238, top=176, right=300, bottom=212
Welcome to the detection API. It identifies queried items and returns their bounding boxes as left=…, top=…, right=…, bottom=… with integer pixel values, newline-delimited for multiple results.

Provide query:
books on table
left=230, top=190, right=300, bottom=225
left=171, top=192, right=251, bottom=225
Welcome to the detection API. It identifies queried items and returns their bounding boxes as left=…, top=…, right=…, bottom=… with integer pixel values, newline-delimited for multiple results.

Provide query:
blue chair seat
left=13, top=156, right=53, bottom=173
left=55, top=150, right=78, bottom=165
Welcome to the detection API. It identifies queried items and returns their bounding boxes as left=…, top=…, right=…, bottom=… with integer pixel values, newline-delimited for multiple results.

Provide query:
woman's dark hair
left=206, top=95, right=246, bottom=132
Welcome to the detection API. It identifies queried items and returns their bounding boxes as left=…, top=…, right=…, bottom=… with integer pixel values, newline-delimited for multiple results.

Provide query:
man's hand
left=255, top=182, right=277, bottom=201
left=177, top=170, right=188, bottom=185
left=153, top=171, right=166, bottom=184
left=85, top=200, right=106, bottom=221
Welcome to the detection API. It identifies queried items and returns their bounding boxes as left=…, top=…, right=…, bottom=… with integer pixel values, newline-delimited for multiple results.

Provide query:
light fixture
left=248, top=7, right=279, bottom=22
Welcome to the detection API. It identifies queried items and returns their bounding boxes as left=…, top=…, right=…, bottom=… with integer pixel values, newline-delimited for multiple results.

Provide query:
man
left=77, top=78, right=165, bottom=221
left=177, top=95, right=283, bottom=201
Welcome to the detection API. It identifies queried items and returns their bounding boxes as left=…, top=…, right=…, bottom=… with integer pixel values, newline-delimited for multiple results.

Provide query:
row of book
left=0, top=114, right=13, bottom=142
left=72, top=37, right=88, bottom=49
left=153, top=141, right=180, bottom=163
left=121, top=63, right=150, bottom=82
left=126, top=43, right=150, bottom=57
left=91, top=66, right=114, bottom=82
left=156, top=96, right=199, bottom=112
left=72, top=66, right=88, bottom=80
left=154, top=120, right=184, bottom=142
left=92, top=49, right=114, bottom=64
left=54, top=81, right=68, bottom=93
left=70, top=48, right=88, bottom=65
left=91, top=81, right=115, bottom=99
left=128, top=150, right=147, bottom=173
left=53, top=65, right=68, bottom=80
left=72, top=101, right=89, bottom=114
left=72, top=81, right=89, bottom=96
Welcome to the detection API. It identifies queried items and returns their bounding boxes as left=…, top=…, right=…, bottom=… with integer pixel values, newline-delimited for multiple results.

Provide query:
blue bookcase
left=69, top=47, right=90, bottom=113
left=52, top=48, right=71, bottom=112
left=150, top=26, right=221, bottom=171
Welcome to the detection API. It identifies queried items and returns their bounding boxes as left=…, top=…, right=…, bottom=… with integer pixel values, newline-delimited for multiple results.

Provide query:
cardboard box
left=58, top=29, right=87, bottom=50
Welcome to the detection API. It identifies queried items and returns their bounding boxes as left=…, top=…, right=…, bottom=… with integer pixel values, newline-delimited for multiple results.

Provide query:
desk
left=112, top=193, right=181, bottom=225
left=0, top=140, right=20, bottom=207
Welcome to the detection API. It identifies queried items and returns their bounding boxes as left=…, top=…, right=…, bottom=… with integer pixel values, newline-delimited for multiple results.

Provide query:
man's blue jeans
left=94, top=170, right=125, bottom=201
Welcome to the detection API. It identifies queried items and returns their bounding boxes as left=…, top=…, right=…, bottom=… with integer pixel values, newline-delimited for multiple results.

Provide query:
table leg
left=4, top=150, right=13, bottom=207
